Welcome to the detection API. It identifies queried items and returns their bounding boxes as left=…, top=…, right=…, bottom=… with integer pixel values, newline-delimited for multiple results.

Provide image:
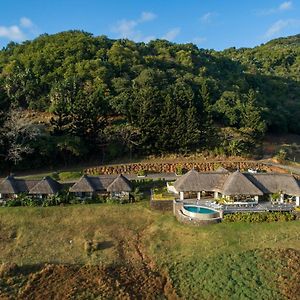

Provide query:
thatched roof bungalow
left=29, top=176, right=62, bottom=196
left=0, top=176, right=38, bottom=199
left=69, top=175, right=96, bottom=193
left=69, top=174, right=132, bottom=198
left=107, top=174, right=132, bottom=193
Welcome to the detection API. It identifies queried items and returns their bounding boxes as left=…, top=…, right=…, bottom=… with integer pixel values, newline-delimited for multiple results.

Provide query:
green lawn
left=18, top=170, right=82, bottom=181
left=0, top=202, right=299, bottom=299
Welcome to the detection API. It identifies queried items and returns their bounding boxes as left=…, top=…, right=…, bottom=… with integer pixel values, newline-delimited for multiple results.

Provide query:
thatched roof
left=69, top=175, right=96, bottom=193
left=173, top=168, right=300, bottom=196
left=174, top=169, right=229, bottom=192
left=107, top=174, right=132, bottom=192
left=0, top=176, right=18, bottom=194
left=222, top=171, right=263, bottom=196
left=251, top=173, right=300, bottom=196
left=174, top=169, right=201, bottom=192
left=29, top=176, right=61, bottom=195
left=0, top=176, right=38, bottom=194
left=215, top=166, right=229, bottom=173
left=69, top=175, right=128, bottom=193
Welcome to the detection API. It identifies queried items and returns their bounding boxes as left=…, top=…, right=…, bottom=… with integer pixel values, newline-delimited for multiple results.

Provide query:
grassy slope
left=0, top=203, right=299, bottom=299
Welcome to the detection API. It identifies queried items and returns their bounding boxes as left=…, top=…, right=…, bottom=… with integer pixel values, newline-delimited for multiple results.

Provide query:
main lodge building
left=169, top=168, right=300, bottom=206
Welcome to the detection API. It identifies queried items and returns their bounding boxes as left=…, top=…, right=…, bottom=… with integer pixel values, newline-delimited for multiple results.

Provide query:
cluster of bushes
left=2, top=189, right=143, bottom=207
left=133, top=178, right=166, bottom=190
left=223, top=212, right=296, bottom=223
left=152, top=186, right=175, bottom=201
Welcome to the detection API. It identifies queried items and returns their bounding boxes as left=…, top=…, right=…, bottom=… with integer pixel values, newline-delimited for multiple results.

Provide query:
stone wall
left=173, top=201, right=221, bottom=226
left=85, top=161, right=286, bottom=175
left=150, top=200, right=173, bottom=211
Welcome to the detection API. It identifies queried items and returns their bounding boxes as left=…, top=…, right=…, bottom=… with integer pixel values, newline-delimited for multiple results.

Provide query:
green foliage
left=175, top=165, right=183, bottom=175
left=271, top=192, right=280, bottom=201
left=168, top=250, right=285, bottom=300
left=0, top=31, right=300, bottom=168
left=137, top=169, right=146, bottom=176
left=132, top=187, right=142, bottom=202
left=58, top=171, right=82, bottom=181
left=276, top=149, right=287, bottom=163
left=223, top=212, right=296, bottom=223
left=152, top=186, right=175, bottom=201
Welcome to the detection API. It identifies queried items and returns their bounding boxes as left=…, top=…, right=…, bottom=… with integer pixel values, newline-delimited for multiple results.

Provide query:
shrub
left=175, top=165, right=183, bottom=175
left=51, top=172, right=60, bottom=181
left=106, top=197, right=120, bottom=204
left=132, top=187, right=142, bottom=202
left=276, top=149, right=287, bottom=163
left=5, top=199, right=22, bottom=207
left=223, top=212, right=296, bottom=223
left=23, top=197, right=43, bottom=207
left=137, top=169, right=146, bottom=176
left=271, top=192, right=280, bottom=201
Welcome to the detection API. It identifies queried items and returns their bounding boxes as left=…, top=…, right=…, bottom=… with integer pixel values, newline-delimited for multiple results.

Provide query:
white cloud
left=20, top=17, right=34, bottom=28
left=0, top=25, right=25, bottom=41
left=258, top=1, right=293, bottom=15
left=264, top=18, right=300, bottom=38
left=139, top=12, right=157, bottom=22
left=0, top=17, right=39, bottom=43
left=162, top=28, right=181, bottom=41
left=279, top=1, right=293, bottom=11
left=113, top=19, right=137, bottom=38
left=200, top=12, right=214, bottom=23
left=112, top=11, right=156, bottom=40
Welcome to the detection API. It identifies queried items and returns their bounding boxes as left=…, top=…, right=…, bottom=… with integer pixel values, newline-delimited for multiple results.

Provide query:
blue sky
left=0, top=0, right=299, bottom=50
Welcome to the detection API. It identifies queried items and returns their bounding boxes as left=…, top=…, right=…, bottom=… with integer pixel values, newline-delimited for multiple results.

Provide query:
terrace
left=169, top=168, right=300, bottom=224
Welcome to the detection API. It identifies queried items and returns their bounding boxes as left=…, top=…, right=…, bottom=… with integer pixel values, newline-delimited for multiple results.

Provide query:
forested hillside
left=0, top=31, right=299, bottom=170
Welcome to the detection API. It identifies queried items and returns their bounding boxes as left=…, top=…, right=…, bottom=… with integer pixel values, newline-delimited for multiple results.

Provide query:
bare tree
left=0, top=109, right=40, bottom=165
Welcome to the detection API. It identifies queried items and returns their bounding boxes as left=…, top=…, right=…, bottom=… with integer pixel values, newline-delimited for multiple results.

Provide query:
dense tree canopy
left=0, top=31, right=299, bottom=170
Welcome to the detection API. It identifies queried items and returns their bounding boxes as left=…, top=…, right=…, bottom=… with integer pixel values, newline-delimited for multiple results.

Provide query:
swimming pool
left=184, top=206, right=216, bottom=214
left=182, top=205, right=220, bottom=220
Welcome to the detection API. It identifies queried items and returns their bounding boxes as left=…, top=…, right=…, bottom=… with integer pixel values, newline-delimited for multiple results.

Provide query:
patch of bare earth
left=0, top=227, right=179, bottom=300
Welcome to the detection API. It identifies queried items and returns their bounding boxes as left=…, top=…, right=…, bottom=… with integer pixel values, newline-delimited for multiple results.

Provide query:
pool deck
left=179, top=198, right=295, bottom=214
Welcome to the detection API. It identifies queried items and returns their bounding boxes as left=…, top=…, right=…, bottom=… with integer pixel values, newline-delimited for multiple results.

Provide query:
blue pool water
left=184, top=205, right=216, bottom=214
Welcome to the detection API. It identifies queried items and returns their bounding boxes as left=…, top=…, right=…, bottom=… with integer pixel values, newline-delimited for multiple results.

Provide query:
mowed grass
left=0, top=203, right=300, bottom=299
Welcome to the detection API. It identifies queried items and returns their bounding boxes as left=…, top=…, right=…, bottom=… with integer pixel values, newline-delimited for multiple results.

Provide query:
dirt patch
left=16, top=263, right=168, bottom=300
left=0, top=225, right=179, bottom=300
left=0, top=260, right=176, bottom=300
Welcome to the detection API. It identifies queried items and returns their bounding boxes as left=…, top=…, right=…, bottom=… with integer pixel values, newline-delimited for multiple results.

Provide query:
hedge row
left=223, top=212, right=296, bottom=223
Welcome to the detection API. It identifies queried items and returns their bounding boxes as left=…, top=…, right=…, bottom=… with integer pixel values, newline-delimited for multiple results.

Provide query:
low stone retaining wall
left=85, top=161, right=286, bottom=175
left=150, top=200, right=173, bottom=211
left=176, top=212, right=221, bottom=226
left=173, top=201, right=222, bottom=226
